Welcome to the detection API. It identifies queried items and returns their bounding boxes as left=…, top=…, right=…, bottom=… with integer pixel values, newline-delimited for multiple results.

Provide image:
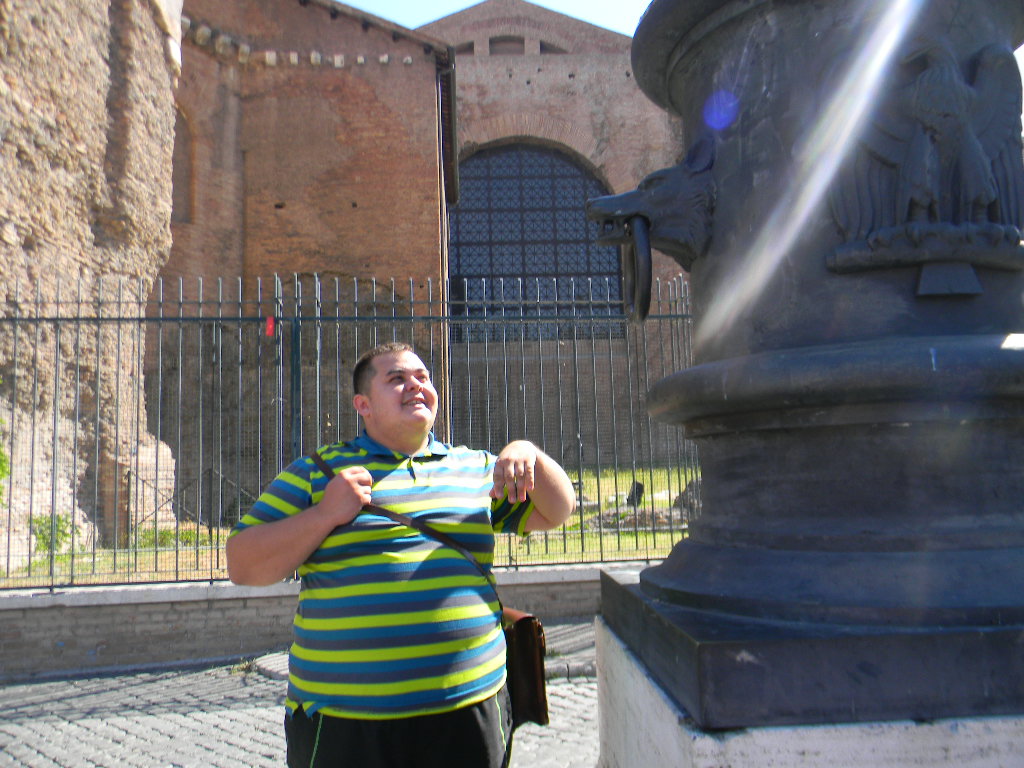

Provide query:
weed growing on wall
left=30, top=515, right=73, bottom=553
left=0, top=377, right=8, bottom=502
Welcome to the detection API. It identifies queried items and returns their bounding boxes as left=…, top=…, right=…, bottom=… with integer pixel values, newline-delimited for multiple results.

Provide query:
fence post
left=290, top=277, right=303, bottom=463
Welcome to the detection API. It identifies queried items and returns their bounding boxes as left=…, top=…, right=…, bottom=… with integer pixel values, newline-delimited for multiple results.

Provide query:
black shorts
left=285, top=684, right=515, bottom=768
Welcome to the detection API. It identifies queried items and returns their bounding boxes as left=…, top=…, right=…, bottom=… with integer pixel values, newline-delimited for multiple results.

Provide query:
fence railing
left=0, top=274, right=699, bottom=590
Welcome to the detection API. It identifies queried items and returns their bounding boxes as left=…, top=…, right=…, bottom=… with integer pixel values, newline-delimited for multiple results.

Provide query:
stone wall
left=0, top=0, right=178, bottom=288
left=0, top=1, right=181, bottom=557
left=0, top=564, right=625, bottom=682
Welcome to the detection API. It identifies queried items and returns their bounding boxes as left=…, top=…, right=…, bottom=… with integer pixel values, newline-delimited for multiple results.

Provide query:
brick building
left=422, top=0, right=682, bottom=290
left=165, top=0, right=682, bottom=294
left=159, top=0, right=687, bottom=479
left=155, top=0, right=688, bottom=501
left=166, top=0, right=457, bottom=294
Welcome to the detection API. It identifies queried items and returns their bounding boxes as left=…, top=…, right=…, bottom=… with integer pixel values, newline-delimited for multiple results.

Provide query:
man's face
left=354, top=351, right=438, bottom=446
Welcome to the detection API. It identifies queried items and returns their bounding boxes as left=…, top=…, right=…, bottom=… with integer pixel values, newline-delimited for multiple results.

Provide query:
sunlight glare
left=694, top=0, right=928, bottom=351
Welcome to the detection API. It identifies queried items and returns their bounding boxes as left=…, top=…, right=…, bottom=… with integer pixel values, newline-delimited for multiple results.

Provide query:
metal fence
left=0, top=274, right=699, bottom=590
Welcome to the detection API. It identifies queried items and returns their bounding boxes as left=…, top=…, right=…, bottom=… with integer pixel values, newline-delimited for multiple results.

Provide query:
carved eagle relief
left=828, top=39, right=1024, bottom=294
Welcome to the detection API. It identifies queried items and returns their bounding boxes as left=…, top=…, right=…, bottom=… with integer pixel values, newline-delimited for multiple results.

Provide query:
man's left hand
left=491, top=440, right=538, bottom=503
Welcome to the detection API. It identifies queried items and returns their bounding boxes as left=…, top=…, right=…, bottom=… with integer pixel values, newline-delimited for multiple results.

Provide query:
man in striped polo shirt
left=227, top=341, right=576, bottom=768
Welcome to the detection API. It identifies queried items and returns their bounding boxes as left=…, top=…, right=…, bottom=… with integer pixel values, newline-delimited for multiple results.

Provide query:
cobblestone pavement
left=508, top=675, right=600, bottom=768
left=0, top=621, right=599, bottom=767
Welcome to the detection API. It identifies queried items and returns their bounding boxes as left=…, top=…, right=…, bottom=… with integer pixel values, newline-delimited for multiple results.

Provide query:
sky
left=342, top=2, right=1024, bottom=77
left=338, top=0, right=652, bottom=36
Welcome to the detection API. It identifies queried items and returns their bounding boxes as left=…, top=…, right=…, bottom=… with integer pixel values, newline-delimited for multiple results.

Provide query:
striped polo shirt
left=230, top=432, right=534, bottom=719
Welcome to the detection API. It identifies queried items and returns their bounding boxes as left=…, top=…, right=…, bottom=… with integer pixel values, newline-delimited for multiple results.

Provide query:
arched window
left=540, top=41, right=568, bottom=54
left=489, top=35, right=525, bottom=55
left=448, top=144, right=621, bottom=338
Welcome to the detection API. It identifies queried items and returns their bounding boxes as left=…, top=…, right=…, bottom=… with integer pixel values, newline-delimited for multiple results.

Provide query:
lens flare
left=694, top=0, right=927, bottom=351
left=1001, top=334, right=1024, bottom=350
left=703, top=90, right=740, bottom=131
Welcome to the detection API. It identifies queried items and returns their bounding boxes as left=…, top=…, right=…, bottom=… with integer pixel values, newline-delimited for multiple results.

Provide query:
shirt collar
left=352, top=430, right=450, bottom=459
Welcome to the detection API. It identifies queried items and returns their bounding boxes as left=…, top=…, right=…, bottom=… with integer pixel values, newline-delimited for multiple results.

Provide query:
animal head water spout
left=587, top=134, right=717, bottom=321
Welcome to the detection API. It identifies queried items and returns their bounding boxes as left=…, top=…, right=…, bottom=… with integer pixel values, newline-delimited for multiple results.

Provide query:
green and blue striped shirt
left=230, top=432, right=534, bottom=719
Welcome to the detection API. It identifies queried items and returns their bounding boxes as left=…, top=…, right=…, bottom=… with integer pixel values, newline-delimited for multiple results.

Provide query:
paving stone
left=0, top=621, right=599, bottom=767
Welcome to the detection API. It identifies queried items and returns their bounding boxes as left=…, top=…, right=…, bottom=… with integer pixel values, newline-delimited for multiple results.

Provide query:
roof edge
left=417, top=0, right=632, bottom=41
left=311, top=0, right=454, bottom=62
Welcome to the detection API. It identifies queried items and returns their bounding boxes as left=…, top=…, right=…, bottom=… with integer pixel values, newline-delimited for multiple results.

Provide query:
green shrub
left=177, top=528, right=212, bottom=547
left=0, top=442, right=7, bottom=502
left=30, top=514, right=73, bottom=553
left=136, top=526, right=213, bottom=549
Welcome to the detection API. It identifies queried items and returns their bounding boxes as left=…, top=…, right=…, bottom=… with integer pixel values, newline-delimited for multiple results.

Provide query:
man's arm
left=226, top=465, right=372, bottom=586
left=490, top=440, right=576, bottom=531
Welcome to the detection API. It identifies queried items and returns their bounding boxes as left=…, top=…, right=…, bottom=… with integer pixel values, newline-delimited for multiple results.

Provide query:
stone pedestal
left=596, top=613, right=1024, bottom=768
left=590, top=0, right=1024, bottom=746
left=602, top=569, right=1024, bottom=729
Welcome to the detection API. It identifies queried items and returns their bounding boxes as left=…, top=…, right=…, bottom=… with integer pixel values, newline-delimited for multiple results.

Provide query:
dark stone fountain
left=589, top=0, right=1024, bottom=729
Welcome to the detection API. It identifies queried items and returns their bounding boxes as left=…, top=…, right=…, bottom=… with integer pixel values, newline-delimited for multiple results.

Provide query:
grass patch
left=6, top=527, right=688, bottom=589
left=574, top=465, right=699, bottom=511
left=494, top=528, right=686, bottom=567
left=7, top=535, right=232, bottom=589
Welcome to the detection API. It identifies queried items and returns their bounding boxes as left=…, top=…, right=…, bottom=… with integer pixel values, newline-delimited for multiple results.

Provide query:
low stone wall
left=0, top=563, right=645, bottom=683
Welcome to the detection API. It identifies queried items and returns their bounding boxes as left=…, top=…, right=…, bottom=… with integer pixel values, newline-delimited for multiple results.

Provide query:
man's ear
left=353, top=393, right=370, bottom=417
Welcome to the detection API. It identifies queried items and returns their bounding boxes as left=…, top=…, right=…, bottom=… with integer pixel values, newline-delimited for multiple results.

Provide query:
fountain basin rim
left=632, top=0, right=766, bottom=113
left=648, top=334, right=1024, bottom=425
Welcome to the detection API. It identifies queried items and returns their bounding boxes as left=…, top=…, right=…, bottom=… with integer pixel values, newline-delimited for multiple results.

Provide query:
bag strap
left=309, top=450, right=499, bottom=593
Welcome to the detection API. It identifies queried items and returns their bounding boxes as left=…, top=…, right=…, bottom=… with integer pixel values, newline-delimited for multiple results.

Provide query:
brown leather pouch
left=502, top=607, right=549, bottom=727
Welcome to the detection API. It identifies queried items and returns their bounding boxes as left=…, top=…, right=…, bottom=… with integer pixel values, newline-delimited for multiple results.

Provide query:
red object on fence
left=265, top=316, right=275, bottom=336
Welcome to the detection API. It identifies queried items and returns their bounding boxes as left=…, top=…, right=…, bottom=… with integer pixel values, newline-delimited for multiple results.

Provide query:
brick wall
left=163, top=0, right=450, bottom=295
left=165, top=48, right=245, bottom=287
left=0, top=564, right=642, bottom=683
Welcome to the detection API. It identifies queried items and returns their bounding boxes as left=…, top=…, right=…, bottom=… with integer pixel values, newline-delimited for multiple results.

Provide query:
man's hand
left=491, top=440, right=576, bottom=531
left=491, top=440, right=538, bottom=503
left=322, top=465, right=374, bottom=525
left=227, top=463, right=373, bottom=586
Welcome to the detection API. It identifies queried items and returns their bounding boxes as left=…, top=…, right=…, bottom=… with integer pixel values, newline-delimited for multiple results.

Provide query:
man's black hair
left=352, top=342, right=416, bottom=395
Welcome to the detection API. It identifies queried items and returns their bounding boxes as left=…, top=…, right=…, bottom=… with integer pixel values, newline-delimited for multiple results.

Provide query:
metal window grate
left=449, top=144, right=622, bottom=340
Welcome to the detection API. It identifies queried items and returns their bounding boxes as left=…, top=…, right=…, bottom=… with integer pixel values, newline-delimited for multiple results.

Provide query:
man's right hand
left=226, top=463, right=374, bottom=586
left=318, top=465, right=374, bottom=526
